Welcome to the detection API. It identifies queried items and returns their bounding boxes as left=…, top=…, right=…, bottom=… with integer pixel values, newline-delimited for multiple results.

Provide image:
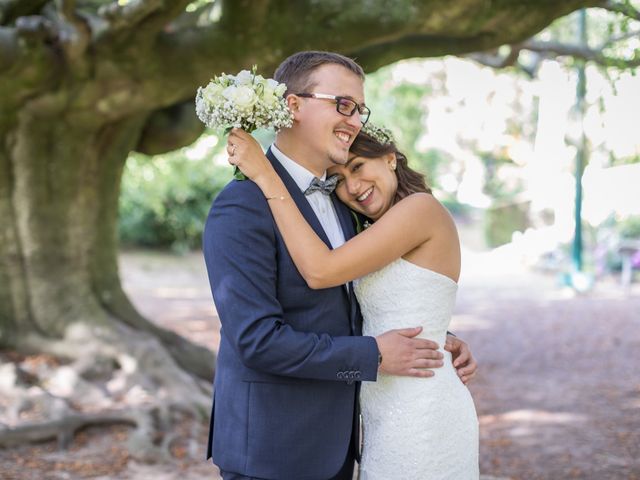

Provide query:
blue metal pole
left=573, top=9, right=587, bottom=272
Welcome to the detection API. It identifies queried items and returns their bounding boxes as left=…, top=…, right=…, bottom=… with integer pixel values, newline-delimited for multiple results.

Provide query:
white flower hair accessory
left=361, top=122, right=395, bottom=146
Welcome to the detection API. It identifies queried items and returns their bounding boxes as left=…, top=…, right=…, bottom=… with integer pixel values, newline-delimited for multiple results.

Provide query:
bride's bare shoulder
left=393, top=192, right=442, bottom=215
left=393, top=193, right=457, bottom=229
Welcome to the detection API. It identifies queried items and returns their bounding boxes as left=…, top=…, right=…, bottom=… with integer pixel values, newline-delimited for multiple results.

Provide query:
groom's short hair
left=274, top=51, right=365, bottom=97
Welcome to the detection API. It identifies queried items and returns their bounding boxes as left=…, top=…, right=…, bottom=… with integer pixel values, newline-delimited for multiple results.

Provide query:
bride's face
left=328, top=153, right=398, bottom=220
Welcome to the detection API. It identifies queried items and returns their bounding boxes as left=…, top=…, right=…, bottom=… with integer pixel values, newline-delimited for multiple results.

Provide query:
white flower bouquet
left=195, top=65, right=293, bottom=179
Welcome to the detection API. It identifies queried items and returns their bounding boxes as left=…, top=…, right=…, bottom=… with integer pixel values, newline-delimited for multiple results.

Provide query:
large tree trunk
left=0, top=102, right=214, bottom=381
left=0, top=100, right=213, bottom=457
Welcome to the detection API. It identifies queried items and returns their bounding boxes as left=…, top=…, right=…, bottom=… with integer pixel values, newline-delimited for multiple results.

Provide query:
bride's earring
left=390, top=163, right=396, bottom=171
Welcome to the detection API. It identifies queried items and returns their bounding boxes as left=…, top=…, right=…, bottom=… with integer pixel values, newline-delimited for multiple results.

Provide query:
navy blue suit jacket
left=203, top=148, right=379, bottom=479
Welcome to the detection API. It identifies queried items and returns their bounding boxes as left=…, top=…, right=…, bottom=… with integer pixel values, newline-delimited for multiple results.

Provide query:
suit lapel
left=266, top=148, right=333, bottom=249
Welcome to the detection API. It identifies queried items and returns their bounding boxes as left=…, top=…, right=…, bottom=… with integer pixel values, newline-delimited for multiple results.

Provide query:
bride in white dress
left=227, top=125, right=479, bottom=479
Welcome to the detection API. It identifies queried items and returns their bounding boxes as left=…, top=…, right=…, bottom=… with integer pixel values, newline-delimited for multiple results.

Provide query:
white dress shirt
left=270, top=143, right=346, bottom=250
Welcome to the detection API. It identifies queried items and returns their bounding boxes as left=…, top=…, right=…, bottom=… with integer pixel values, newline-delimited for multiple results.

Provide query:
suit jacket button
left=337, top=372, right=344, bottom=380
left=355, top=371, right=361, bottom=380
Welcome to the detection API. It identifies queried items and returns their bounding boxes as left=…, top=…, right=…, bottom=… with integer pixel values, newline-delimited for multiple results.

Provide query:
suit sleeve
left=203, top=181, right=379, bottom=382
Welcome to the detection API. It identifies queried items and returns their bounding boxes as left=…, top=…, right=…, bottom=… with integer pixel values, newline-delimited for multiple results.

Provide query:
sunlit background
left=120, top=23, right=640, bottom=292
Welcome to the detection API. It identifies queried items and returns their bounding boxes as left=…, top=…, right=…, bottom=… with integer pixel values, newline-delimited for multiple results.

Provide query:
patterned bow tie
left=304, top=175, right=339, bottom=196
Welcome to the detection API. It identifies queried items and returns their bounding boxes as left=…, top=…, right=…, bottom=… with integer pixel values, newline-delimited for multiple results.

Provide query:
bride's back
left=401, top=193, right=461, bottom=284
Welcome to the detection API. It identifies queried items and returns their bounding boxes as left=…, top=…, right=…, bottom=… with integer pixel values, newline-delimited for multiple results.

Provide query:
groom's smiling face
left=292, top=64, right=365, bottom=170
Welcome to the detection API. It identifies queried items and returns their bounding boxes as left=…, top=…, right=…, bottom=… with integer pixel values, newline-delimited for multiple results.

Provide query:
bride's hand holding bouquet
left=225, top=128, right=279, bottom=190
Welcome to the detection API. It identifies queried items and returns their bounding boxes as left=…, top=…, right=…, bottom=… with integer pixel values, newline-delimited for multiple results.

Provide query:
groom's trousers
left=220, top=437, right=356, bottom=480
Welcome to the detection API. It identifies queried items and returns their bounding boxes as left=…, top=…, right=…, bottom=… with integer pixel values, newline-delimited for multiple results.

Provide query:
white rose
left=224, top=85, right=257, bottom=110
left=202, top=83, right=224, bottom=105
left=235, top=70, right=253, bottom=86
left=222, top=85, right=237, bottom=101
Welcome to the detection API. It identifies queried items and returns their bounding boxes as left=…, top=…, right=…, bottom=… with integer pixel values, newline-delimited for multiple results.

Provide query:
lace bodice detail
left=354, top=258, right=479, bottom=480
left=355, top=257, right=458, bottom=342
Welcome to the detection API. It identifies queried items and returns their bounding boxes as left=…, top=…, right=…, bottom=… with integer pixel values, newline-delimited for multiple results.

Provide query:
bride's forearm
left=255, top=173, right=334, bottom=288
left=254, top=171, right=288, bottom=200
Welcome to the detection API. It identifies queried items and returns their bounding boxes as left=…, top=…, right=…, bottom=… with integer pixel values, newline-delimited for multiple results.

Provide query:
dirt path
left=2, top=248, right=638, bottom=479
left=456, top=250, right=640, bottom=479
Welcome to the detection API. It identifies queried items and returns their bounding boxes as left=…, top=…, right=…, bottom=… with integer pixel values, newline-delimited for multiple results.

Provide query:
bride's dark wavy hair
left=349, top=131, right=432, bottom=203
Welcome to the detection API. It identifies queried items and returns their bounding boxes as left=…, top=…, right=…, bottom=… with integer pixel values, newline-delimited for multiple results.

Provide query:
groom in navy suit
left=203, top=51, right=477, bottom=480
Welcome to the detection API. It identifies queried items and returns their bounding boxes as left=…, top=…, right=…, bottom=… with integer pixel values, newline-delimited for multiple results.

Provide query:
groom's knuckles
left=414, top=338, right=439, bottom=350
left=414, top=348, right=442, bottom=360
left=414, top=359, right=440, bottom=369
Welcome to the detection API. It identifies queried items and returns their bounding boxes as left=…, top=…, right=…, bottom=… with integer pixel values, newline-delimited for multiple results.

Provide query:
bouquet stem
left=233, top=166, right=247, bottom=181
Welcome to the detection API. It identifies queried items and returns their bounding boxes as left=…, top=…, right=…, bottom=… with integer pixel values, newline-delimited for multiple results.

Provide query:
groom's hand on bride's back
left=375, top=327, right=444, bottom=377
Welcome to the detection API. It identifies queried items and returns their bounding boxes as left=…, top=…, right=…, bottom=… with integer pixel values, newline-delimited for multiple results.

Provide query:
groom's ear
left=286, top=94, right=301, bottom=117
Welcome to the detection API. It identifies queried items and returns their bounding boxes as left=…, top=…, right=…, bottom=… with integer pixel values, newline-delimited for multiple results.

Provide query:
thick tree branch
left=521, top=39, right=640, bottom=67
left=219, top=0, right=271, bottom=31
left=349, top=33, right=524, bottom=72
left=14, top=15, right=57, bottom=42
left=50, top=0, right=93, bottom=62
left=135, top=101, right=205, bottom=155
left=466, top=46, right=523, bottom=69
left=98, top=0, right=192, bottom=39
left=57, top=0, right=76, bottom=20
left=0, top=0, right=49, bottom=25
left=466, top=46, right=544, bottom=77
left=140, top=0, right=600, bottom=108
left=469, top=37, right=640, bottom=73
left=98, top=0, right=167, bottom=29
left=601, top=0, right=640, bottom=20
left=602, top=28, right=640, bottom=46
left=0, top=23, right=61, bottom=115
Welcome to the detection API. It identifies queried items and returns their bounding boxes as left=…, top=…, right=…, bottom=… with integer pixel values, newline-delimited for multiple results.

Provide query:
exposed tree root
left=0, top=320, right=213, bottom=461
left=0, top=408, right=137, bottom=448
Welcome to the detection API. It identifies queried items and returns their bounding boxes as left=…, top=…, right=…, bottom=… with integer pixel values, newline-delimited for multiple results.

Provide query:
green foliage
left=479, top=151, right=525, bottom=200
left=484, top=201, right=530, bottom=247
left=119, top=135, right=231, bottom=252
left=619, top=215, right=640, bottom=239
left=610, top=153, right=640, bottom=166
left=596, top=215, right=640, bottom=272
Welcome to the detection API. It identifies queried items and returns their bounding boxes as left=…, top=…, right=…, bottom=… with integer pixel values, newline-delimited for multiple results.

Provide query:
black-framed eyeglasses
left=295, top=93, right=371, bottom=125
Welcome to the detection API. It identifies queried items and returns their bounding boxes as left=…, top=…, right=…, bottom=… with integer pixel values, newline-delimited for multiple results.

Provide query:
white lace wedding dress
left=355, top=258, right=479, bottom=479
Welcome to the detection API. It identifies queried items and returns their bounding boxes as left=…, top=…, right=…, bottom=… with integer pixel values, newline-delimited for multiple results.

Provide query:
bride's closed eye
left=350, top=162, right=363, bottom=173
